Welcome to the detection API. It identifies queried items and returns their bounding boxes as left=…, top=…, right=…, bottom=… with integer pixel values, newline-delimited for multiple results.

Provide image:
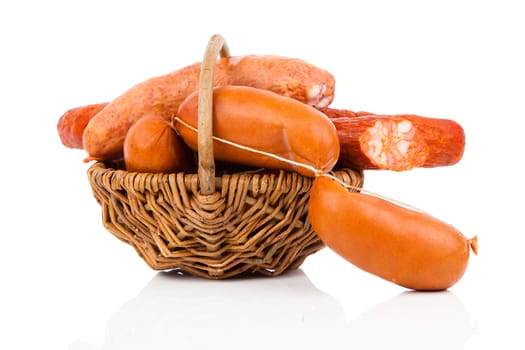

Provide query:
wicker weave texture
left=88, top=163, right=363, bottom=279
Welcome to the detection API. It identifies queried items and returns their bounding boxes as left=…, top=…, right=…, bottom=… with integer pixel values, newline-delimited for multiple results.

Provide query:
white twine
left=174, top=116, right=427, bottom=214
left=174, top=116, right=322, bottom=176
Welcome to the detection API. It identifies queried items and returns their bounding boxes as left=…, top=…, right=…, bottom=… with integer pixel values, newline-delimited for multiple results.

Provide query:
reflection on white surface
left=344, top=290, right=474, bottom=349
left=70, top=270, right=473, bottom=349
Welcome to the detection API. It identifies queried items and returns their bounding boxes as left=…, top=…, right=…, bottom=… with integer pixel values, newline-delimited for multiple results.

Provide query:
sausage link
left=83, top=55, right=335, bottom=161
left=57, top=102, right=108, bottom=149
left=308, top=176, right=477, bottom=290
left=175, top=86, right=340, bottom=177
left=320, top=108, right=465, bottom=171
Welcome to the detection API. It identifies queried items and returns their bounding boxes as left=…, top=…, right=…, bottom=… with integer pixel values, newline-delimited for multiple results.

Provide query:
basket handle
left=197, top=34, right=230, bottom=195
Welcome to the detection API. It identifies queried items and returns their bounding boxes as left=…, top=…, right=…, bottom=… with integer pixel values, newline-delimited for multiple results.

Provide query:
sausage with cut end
left=308, top=176, right=478, bottom=290
left=320, top=108, right=466, bottom=171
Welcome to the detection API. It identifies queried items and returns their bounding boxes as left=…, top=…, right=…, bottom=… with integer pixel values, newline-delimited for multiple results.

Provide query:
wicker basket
left=87, top=34, right=364, bottom=279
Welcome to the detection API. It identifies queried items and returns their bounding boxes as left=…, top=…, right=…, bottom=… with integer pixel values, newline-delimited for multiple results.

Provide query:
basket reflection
left=70, top=270, right=473, bottom=349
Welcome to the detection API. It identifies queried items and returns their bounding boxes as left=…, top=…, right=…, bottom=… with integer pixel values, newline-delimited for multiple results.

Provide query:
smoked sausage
left=57, top=102, right=108, bottom=149
left=320, top=108, right=465, bottom=171
left=308, top=176, right=478, bottom=290
left=175, top=86, right=340, bottom=177
left=83, top=55, right=335, bottom=161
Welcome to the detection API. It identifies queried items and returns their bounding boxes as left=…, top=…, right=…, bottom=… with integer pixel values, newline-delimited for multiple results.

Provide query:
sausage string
left=173, top=116, right=323, bottom=176
left=174, top=115, right=428, bottom=214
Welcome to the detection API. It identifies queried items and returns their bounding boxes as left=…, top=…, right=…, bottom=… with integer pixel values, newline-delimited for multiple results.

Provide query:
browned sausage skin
left=320, top=108, right=466, bottom=171
left=83, top=55, right=335, bottom=161
left=57, top=102, right=108, bottom=149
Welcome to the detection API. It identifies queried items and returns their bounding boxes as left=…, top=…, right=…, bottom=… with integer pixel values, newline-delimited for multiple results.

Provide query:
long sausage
left=321, top=108, right=465, bottom=171
left=308, top=176, right=478, bottom=290
left=83, top=55, right=335, bottom=161
left=175, top=86, right=340, bottom=177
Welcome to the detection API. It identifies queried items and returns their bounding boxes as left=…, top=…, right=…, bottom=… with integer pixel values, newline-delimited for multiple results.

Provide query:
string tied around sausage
left=173, top=115, right=429, bottom=214
left=173, top=115, right=324, bottom=176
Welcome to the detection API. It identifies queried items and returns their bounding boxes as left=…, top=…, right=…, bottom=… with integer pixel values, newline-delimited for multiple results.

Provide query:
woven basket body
left=88, top=163, right=363, bottom=278
left=86, top=34, right=364, bottom=279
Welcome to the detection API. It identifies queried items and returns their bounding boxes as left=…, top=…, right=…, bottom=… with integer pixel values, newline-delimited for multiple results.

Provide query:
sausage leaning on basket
left=57, top=34, right=477, bottom=290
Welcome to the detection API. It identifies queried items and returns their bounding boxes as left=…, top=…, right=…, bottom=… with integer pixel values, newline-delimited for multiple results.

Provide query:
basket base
left=88, top=162, right=363, bottom=279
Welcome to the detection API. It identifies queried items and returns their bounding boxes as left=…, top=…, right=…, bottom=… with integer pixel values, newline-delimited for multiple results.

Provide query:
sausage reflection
left=344, top=290, right=473, bottom=349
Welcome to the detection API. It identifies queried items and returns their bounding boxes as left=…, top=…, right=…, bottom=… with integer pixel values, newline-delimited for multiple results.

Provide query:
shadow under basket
left=87, top=162, right=363, bottom=279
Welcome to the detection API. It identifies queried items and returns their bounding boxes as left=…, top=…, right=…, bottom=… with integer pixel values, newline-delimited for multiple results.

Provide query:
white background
left=1, top=1, right=523, bottom=349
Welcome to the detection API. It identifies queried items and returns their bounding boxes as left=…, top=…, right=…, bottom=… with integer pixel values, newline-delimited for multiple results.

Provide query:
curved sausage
left=175, top=86, right=340, bottom=177
left=308, top=176, right=478, bottom=290
left=83, top=55, right=335, bottom=161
